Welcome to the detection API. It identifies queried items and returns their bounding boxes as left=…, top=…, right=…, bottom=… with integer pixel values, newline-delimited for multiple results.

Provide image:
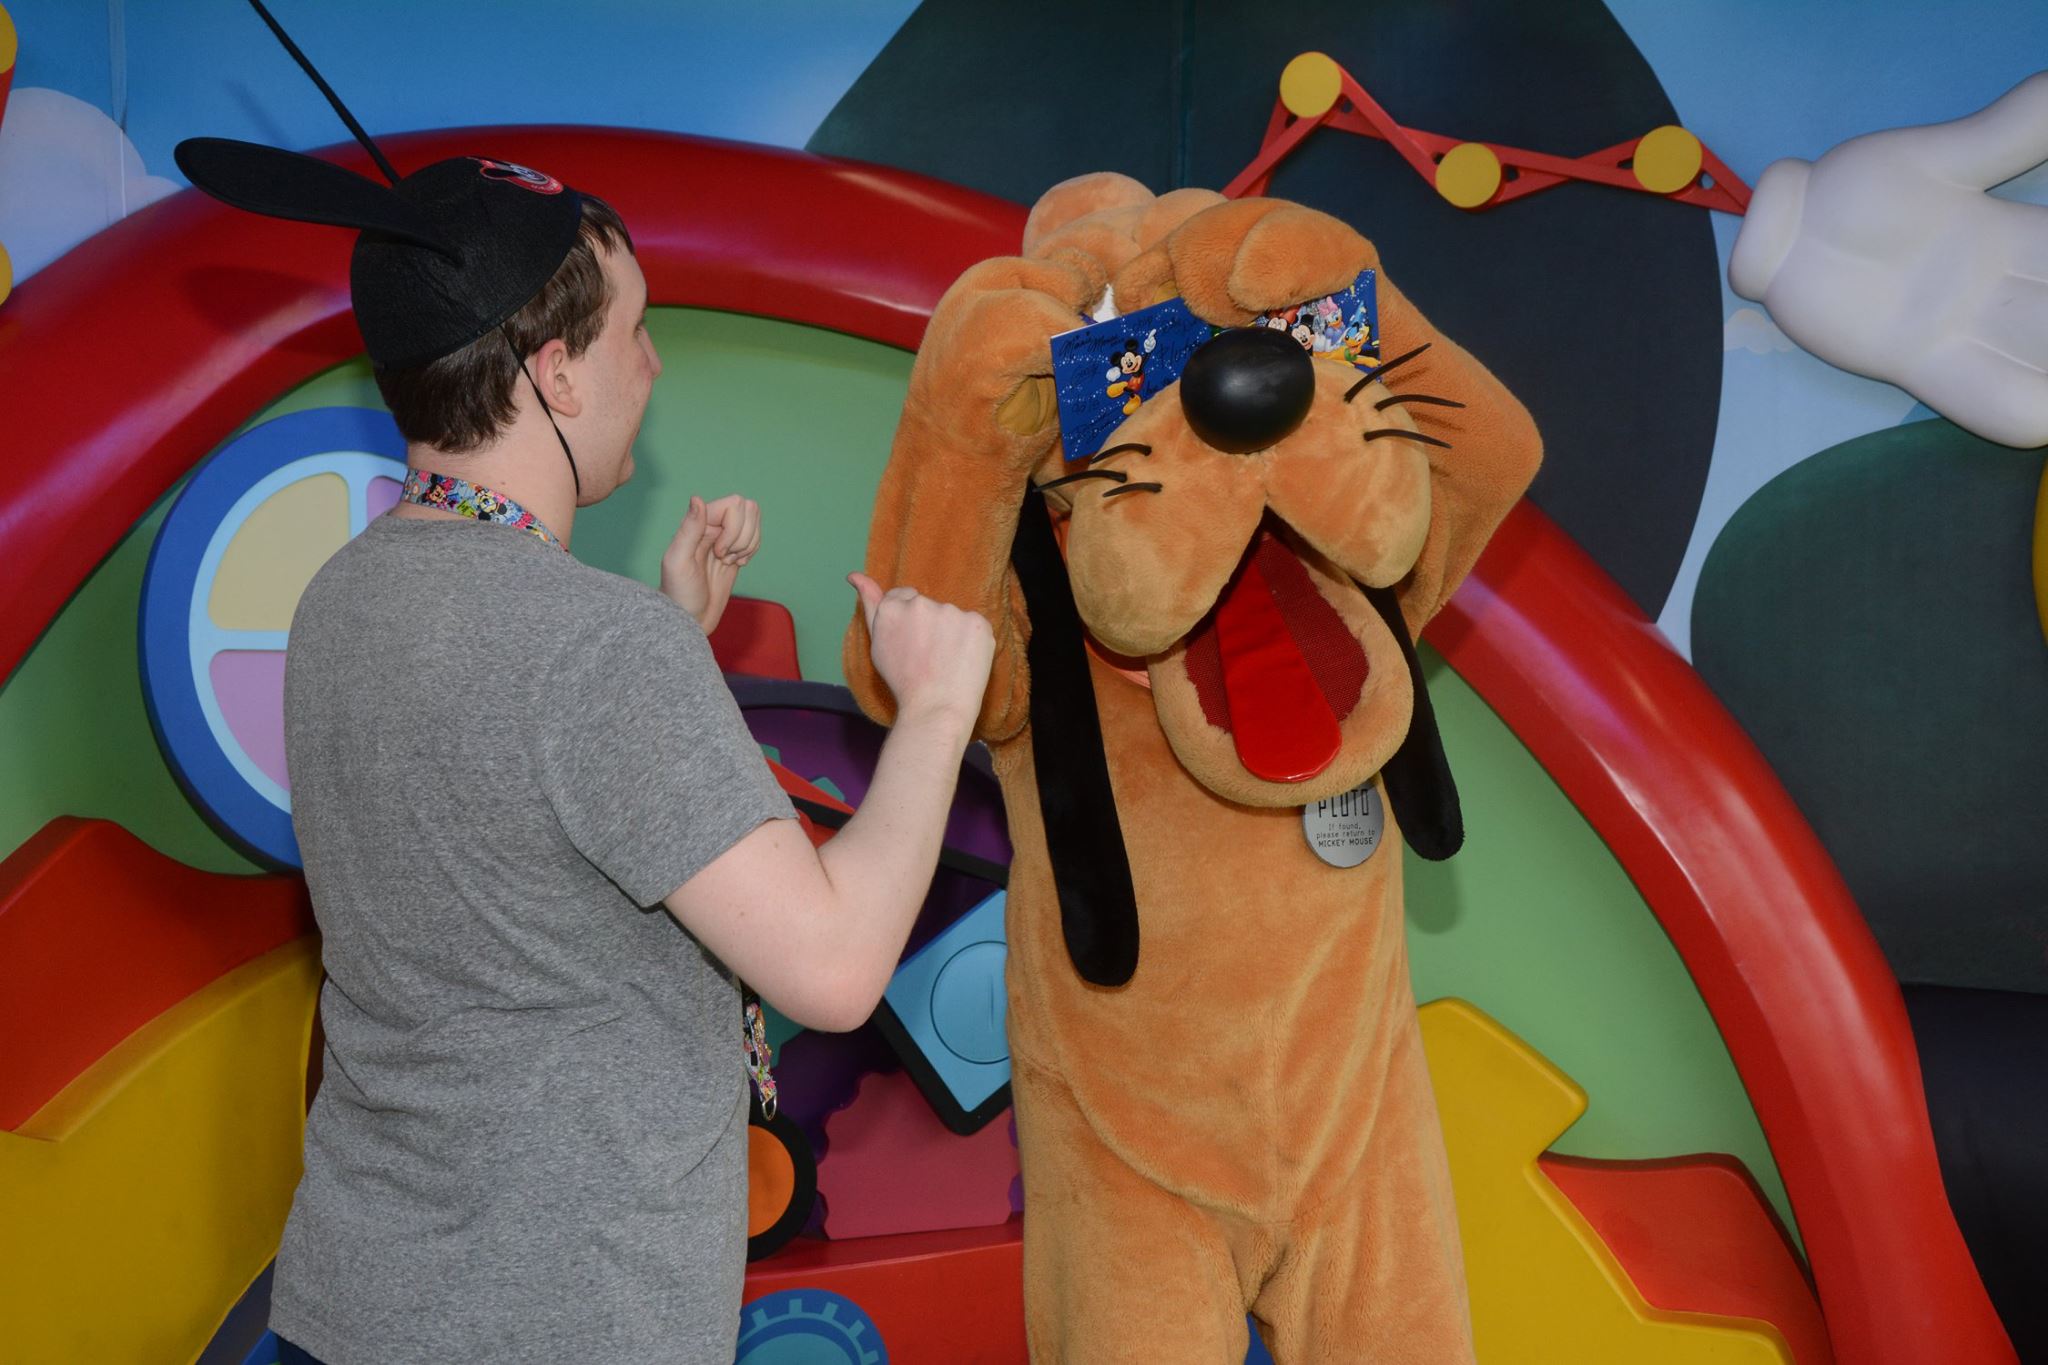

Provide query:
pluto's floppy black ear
left=1360, top=581, right=1463, bottom=860
left=173, top=138, right=455, bottom=257
left=1009, top=486, right=1141, bottom=988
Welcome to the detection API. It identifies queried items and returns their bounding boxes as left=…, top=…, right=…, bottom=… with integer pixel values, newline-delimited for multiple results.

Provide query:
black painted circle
left=1179, top=326, right=1317, bottom=454
left=811, top=0, right=1723, bottom=615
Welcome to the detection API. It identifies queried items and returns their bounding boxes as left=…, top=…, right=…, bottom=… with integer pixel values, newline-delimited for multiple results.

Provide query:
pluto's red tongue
left=1212, top=532, right=1341, bottom=782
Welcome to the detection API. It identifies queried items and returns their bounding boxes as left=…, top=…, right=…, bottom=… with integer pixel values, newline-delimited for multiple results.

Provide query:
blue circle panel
left=138, top=406, right=407, bottom=869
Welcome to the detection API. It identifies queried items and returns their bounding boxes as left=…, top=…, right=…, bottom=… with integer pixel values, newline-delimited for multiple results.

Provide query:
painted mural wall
left=1, top=3, right=2043, bottom=1362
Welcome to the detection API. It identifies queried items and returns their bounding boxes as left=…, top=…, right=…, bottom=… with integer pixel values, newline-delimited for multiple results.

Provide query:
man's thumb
left=847, top=571, right=884, bottom=629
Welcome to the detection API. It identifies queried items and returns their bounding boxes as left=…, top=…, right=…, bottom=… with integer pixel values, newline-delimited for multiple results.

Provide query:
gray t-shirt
left=270, top=513, right=793, bottom=1364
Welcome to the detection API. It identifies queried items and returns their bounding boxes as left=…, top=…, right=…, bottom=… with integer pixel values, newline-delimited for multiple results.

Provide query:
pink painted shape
left=366, top=476, right=402, bottom=523
left=209, top=650, right=290, bottom=790
left=818, top=1069, right=1018, bottom=1241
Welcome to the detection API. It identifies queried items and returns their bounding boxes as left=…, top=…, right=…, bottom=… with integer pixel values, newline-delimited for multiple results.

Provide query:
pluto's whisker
left=1373, top=393, right=1465, bottom=412
left=1037, top=468, right=1129, bottom=491
left=1360, top=428, right=1454, bottom=450
left=1344, top=342, right=1433, bottom=401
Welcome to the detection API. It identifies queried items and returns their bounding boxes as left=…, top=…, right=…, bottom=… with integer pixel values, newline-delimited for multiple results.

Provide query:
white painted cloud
left=0, top=87, right=179, bottom=282
left=1724, top=305, right=1796, bottom=354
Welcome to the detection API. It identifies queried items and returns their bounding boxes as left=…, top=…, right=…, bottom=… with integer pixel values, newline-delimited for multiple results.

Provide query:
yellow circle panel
left=1634, top=125, right=1704, bottom=195
left=1436, top=142, right=1503, bottom=210
left=1, top=3, right=18, bottom=73
left=1280, top=52, right=1343, bottom=120
left=208, top=473, right=351, bottom=630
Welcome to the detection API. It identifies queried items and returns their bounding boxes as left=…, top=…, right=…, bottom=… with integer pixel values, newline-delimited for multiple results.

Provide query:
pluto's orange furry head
left=847, top=169, right=1540, bottom=794
left=848, top=169, right=1540, bottom=823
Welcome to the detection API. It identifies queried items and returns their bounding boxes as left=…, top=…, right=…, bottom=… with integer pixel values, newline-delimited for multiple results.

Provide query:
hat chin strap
left=502, top=327, right=583, bottom=498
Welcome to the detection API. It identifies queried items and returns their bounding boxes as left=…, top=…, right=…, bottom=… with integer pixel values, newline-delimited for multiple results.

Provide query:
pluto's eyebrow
left=1344, top=342, right=1433, bottom=402
left=1036, top=467, right=1130, bottom=492
left=1092, top=442, right=1153, bottom=461
left=1373, top=393, right=1464, bottom=413
left=1101, top=481, right=1164, bottom=498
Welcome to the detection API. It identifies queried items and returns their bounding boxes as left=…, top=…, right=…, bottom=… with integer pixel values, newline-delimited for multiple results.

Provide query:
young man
left=179, top=148, right=992, bottom=1361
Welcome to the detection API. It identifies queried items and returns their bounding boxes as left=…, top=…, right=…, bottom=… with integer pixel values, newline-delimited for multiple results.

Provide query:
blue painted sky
left=5, top=0, right=917, bottom=172
left=1604, top=0, right=2048, bottom=650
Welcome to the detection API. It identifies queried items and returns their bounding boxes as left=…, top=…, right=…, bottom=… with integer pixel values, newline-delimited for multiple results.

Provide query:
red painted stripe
left=1539, top=1152, right=1831, bottom=1364
left=0, top=818, right=313, bottom=1129
left=744, top=1219, right=1024, bottom=1363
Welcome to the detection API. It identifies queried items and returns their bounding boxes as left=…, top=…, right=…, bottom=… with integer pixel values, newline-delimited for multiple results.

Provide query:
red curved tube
left=0, top=127, right=1019, bottom=685
left=0, top=126, right=2009, bottom=1362
left=1426, top=504, right=2014, bottom=1363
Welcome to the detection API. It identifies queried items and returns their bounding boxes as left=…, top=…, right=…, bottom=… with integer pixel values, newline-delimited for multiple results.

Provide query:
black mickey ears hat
left=173, top=1, right=585, bottom=370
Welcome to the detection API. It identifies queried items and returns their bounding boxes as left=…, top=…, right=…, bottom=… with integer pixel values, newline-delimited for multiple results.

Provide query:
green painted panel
left=1407, top=649, right=1796, bottom=1240
left=572, top=310, right=913, bottom=684
left=0, top=491, right=258, bottom=874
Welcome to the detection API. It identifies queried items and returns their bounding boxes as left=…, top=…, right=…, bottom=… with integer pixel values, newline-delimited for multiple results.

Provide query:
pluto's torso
left=999, top=651, right=1423, bottom=1222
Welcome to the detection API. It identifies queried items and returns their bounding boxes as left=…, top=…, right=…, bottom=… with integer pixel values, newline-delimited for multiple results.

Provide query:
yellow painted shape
left=208, top=472, right=350, bottom=630
left=1435, top=143, right=1503, bottom=210
left=0, top=237, right=12, bottom=311
left=1419, top=999, right=1794, bottom=1363
left=1280, top=51, right=1343, bottom=120
left=1, top=2, right=18, bottom=73
left=2032, top=458, right=2048, bottom=646
left=1634, top=125, right=1705, bottom=194
left=0, top=941, right=320, bottom=1364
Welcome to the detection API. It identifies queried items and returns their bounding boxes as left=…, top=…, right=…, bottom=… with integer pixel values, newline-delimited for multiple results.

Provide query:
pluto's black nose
left=1178, top=326, right=1317, bottom=454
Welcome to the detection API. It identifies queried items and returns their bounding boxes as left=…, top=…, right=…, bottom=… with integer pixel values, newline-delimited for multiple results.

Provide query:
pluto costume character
left=846, top=174, right=1541, bottom=1362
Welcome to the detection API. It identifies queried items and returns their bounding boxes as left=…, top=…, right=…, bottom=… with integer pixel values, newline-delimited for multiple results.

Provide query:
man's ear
left=533, top=337, right=582, bottom=418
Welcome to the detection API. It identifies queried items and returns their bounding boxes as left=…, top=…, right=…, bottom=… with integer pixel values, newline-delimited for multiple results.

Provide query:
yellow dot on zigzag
left=208, top=472, right=351, bottom=630
left=1435, top=143, right=1503, bottom=209
left=1, top=3, right=18, bottom=73
left=1634, top=125, right=1705, bottom=194
left=1418, top=999, right=1794, bottom=1363
left=0, top=239, right=13, bottom=311
left=1280, top=52, right=1344, bottom=119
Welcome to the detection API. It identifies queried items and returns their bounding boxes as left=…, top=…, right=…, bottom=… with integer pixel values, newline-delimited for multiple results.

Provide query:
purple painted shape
left=210, top=650, right=291, bottom=790
left=743, top=703, right=1010, bottom=958
left=365, top=476, right=403, bottom=522
left=776, top=1024, right=900, bottom=1163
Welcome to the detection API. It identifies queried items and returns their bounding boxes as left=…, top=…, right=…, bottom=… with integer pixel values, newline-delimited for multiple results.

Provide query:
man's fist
left=848, top=572, right=995, bottom=727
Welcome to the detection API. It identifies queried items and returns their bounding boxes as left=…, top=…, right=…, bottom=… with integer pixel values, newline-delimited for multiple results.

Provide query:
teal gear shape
left=735, top=1290, right=886, bottom=1365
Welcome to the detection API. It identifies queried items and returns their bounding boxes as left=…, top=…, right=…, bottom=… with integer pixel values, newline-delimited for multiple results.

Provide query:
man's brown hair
left=374, top=195, right=632, bottom=452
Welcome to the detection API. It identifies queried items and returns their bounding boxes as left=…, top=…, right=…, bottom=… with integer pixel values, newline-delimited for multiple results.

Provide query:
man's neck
left=395, top=426, right=579, bottom=549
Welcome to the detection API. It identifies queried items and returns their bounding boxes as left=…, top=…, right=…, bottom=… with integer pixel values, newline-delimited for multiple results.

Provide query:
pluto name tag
left=1302, top=781, right=1385, bottom=868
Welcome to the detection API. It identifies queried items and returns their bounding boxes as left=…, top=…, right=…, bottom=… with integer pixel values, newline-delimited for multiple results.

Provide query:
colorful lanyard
left=400, top=470, right=566, bottom=552
left=744, top=991, right=778, bottom=1118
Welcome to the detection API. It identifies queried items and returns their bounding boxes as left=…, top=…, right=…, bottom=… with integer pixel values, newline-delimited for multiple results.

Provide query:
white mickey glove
left=1729, top=70, right=2048, bottom=449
